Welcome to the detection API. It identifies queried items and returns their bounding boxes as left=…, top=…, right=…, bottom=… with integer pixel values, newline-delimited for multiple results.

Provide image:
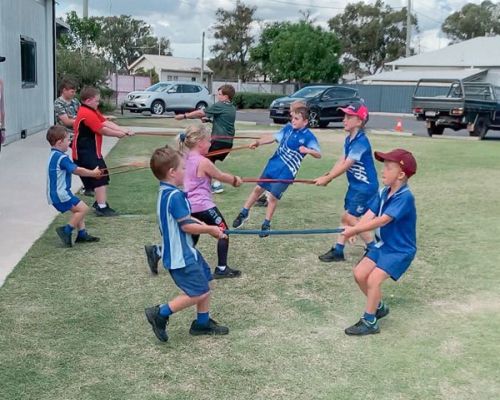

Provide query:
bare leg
left=94, top=185, right=107, bottom=205
left=167, top=292, right=210, bottom=313
left=365, top=268, right=389, bottom=314
left=353, top=257, right=377, bottom=296
left=243, top=186, right=266, bottom=209
left=265, top=193, right=279, bottom=221
left=69, top=201, right=89, bottom=229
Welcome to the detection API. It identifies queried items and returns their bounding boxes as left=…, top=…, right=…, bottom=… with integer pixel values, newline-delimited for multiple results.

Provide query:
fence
left=107, top=73, right=151, bottom=107
left=213, top=80, right=296, bottom=96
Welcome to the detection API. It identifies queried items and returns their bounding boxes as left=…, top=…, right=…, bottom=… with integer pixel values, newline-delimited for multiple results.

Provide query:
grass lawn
left=1, top=129, right=500, bottom=400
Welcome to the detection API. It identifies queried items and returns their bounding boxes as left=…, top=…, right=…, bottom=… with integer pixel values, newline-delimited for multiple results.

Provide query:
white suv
left=124, top=81, right=214, bottom=115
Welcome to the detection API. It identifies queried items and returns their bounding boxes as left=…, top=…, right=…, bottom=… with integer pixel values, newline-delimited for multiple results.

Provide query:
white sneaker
left=211, top=180, right=224, bottom=194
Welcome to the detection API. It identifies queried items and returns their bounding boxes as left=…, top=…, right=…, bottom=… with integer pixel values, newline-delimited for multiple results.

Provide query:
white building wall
left=0, top=0, right=54, bottom=145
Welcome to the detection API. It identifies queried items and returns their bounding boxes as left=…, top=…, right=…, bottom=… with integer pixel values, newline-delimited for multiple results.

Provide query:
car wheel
left=427, top=121, right=444, bottom=136
left=309, top=109, right=321, bottom=128
left=272, top=118, right=286, bottom=124
left=319, top=121, right=329, bottom=128
left=470, top=116, right=489, bottom=139
left=151, top=100, right=165, bottom=115
left=195, top=102, right=208, bottom=111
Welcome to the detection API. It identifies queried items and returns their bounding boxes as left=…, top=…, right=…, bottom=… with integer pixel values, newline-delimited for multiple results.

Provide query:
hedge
left=232, top=92, right=283, bottom=109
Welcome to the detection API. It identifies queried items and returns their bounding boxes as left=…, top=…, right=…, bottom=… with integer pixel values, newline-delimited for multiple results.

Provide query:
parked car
left=412, top=79, right=500, bottom=139
left=269, top=85, right=360, bottom=128
left=123, top=81, right=214, bottom=115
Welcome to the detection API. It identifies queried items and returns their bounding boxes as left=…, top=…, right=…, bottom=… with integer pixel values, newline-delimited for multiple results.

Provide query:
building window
left=167, top=75, right=172, bottom=80
left=173, top=76, right=178, bottom=81
left=191, top=77, right=196, bottom=81
left=21, top=36, right=37, bottom=88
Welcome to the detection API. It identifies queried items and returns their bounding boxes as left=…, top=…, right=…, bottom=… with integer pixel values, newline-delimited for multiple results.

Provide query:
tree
left=328, top=0, right=418, bottom=78
left=137, top=36, right=172, bottom=57
left=58, top=11, right=101, bottom=51
left=208, top=1, right=256, bottom=80
left=252, top=21, right=342, bottom=85
left=442, top=1, right=500, bottom=43
left=56, top=48, right=109, bottom=88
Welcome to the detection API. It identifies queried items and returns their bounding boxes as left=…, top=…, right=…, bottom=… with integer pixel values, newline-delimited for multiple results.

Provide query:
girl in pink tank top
left=179, top=125, right=243, bottom=279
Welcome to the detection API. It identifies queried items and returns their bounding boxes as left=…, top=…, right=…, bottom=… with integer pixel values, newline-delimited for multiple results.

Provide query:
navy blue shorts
left=52, top=196, right=81, bottom=213
left=168, top=252, right=213, bottom=297
left=344, top=188, right=376, bottom=217
left=365, top=247, right=415, bottom=281
left=257, top=164, right=292, bottom=200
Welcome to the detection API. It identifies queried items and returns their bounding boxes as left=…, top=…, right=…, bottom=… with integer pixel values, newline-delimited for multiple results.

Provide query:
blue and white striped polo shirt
left=343, top=129, right=378, bottom=193
left=157, top=182, right=198, bottom=270
left=46, top=149, right=77, bottom=205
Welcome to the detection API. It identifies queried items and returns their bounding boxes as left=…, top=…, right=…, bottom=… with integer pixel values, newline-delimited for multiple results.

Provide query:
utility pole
left=83, top=0, right=88, bottom=18
left=405, top=0, right=411, bottom=57
left=158, top=40, right=161, bottom=56
left=200, top=31, right=205, bottom=83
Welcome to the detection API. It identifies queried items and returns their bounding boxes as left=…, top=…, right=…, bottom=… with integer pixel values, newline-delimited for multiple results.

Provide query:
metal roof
left=361, top=68, right=488, bottom=83
left=128, top=55, right=213, bottom=74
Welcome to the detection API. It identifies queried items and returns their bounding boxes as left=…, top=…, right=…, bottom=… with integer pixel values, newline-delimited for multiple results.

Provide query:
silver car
left=123, top=81, right=214, bottom=115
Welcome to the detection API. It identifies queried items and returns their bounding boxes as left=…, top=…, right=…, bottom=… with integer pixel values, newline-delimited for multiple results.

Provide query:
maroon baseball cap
left=374, top=148, right=417, bottom=178
left=339, top=103, right=369, bottom=121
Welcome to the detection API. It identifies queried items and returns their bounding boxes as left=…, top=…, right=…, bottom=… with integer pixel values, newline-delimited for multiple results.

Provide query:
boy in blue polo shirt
left=144, top=145, right=229, bottom=343
left=314, top=102, right=379, bottom=262
left=342, top=148, right=417, bottom=335
left=46, top=126, right=102, bottom=247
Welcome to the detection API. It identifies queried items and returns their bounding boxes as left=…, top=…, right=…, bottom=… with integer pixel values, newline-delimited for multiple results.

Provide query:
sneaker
left=375, top=304, right=390, bottom=320
left=232, top=212, right=249, bottom=229
left=56, top=226, right=72, bottom=247
left=211, top=181, right=224, bottom=194
left=145, top=306, right=169, bottom=342
left=214, top=266, right=241, bottom=279
left=255, top=194, right=268, bottom=207
left=345, top=318, right=380, bottom=336
left=259, top=221, right=271, bottom=238
left=75, top=233, right=100, bottom=243
left=318, top=248, right=345, bottom=262
left=95, top=205, right=118, bottom=217
left=189, top=318, right=229, bottom=336
left=144, top=245, right=160, bottom=275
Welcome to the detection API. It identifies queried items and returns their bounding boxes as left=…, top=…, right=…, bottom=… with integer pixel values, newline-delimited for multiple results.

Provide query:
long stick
left=241, top=178, right=315, bottom=184
left=206, top=144, right=251, bottom=157
left=224, top=228, right=344, bottom=235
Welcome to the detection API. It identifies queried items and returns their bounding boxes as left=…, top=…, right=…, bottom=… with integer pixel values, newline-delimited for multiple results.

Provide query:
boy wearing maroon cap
left=314, top=102, right=379, bottom=262
left=342, top=148, right=417, bottom=335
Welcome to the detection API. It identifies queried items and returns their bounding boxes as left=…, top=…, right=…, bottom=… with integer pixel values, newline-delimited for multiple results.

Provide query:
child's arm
left=314, top=156, right=355, bottom=186
left=179, top=217, right=227, bottom=239
left=249, top=134, right=276, bottom=149
left=342, top=210, right=392, bottom=239
left=299, top=146, right=321, bottom=159
left=198, top=158, right=242, bottom=187
left=174, top=109, right=206, bottom=120
left=99, top=122, right=134, bottom=138
left=73, top=166, right=102, bottom=178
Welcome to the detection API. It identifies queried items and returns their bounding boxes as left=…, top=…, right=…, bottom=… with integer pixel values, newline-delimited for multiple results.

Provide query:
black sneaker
left=214, top=266, right=241, bottom=279
left=83, top=189, right=95, bottom=197
left=56, top=226, right=72, bottom=247
left=259, top=222, right=271, bottom=238
left=345, top=318, right=380, bottom=336
left=375, top=304, right=390, bottom=320
left=255, top=194, right=268, bottom=207
left=232, top=212, right=249, bottom=229
left=145, top=306, right=169, bottom=342
left=144, top=245, right=160, bottom=275
left=189, top=318, right=229, bottom=336
left=318, top=248, right=345, bottom=262
left=75, top=233, right=100, bottom=243
left=95, top=205, right=118, bottom=217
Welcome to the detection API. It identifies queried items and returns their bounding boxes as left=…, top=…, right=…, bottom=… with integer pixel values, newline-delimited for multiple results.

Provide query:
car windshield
left=145, top=83, right=171, bottom=93
left=291, top=87, right=327, bottom=98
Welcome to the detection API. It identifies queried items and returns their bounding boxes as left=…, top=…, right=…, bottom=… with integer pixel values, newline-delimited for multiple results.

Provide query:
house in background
left=128, top=55, right=213, bottom=91
left=0, top=0, right=56, bottom=145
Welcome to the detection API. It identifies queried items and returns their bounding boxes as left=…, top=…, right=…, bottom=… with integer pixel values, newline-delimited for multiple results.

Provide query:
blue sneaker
left=145, top=306, right=169, bottom=342
left=375, top=304, right=390, bottom=320
left=232, top=212, right=249, bottom=229
left=144, top=245, right=160, bottom=275
left=259, top=221, right=271, bottom=238
left=345, top=318, right=380, bottom=336
left=56, top=226, right=72, bottom=247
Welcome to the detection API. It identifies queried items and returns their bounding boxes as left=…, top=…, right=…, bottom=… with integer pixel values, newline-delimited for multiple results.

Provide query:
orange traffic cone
left=395, top=119, right=403, bottom=132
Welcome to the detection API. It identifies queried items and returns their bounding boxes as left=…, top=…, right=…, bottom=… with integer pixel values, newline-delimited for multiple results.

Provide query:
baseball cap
left=374, top=148, right=417, bottom=178
left=339, top=103, right=369, bottom=121
left=0, top=56, right=6, bottom=63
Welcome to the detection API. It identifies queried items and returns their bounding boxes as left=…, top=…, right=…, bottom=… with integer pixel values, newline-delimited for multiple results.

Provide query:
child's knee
left=353, top=268, right=367, bottom=284
left=193, top=291, right=210, bottom=303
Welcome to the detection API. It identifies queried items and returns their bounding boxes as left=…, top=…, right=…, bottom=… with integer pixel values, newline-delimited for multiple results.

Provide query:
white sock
left=98, top=203, right=107, bottom=209
left=217, top=265, right=226, bottom=271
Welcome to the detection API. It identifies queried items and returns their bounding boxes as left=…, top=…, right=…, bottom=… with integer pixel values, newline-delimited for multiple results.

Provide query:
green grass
left=1, top=131, right=500, bottom=400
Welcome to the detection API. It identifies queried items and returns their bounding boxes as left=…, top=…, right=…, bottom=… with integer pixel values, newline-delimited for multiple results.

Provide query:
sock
left=217, top=265, right=227, bottom=271
left=77, top=229, right=87, bottom=238
left=63, top=224, right=74, bottom=234
left=377, top=301, right=384, bottom=310
left=197, top=311, right=209, bottom=326
left=159, top=304, right=173, bottom=318
left=241, top=208, right=249, bottom=217
left=363, top=312, right=376, bottom=324
left=366, top=241, right=376, bottom=250
left=98, top=203, right=107, bottom=209
left=334, top=243, right=344, bottom=254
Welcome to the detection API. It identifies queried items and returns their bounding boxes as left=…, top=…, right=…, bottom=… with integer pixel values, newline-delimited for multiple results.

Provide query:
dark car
left=269, top=85, right=360, bottom=128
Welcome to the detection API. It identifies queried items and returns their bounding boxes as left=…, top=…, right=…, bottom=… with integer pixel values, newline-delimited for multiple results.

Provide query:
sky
left=56, top=0, right=485, bottom=60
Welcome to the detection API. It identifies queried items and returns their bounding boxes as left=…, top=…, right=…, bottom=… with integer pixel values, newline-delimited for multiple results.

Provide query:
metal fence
left=213, top=80, right=296, bottom=96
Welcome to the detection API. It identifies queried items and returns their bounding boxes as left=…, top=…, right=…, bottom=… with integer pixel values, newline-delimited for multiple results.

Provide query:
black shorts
left=192, top=207, right=228, bottom=246
left=207, top=141, right=233, bottom=163
left=74, top=152, right=110, bottom=190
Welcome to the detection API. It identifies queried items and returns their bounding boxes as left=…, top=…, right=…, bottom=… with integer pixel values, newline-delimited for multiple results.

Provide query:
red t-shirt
left=72, top=104, right=106, bottom=160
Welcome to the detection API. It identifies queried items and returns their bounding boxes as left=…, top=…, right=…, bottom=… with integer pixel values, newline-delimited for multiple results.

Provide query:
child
left=144, top=146, right=229, bottom=342
left=341, top=149, right=417, bottom=335
left=145, top=125, right=243, bottom=279
left=314, top=102, right=379, bottom=262
left=46, top=126, right=102, bottom=247
left=175, top=84, right=236, bottom=194
left=232, top=106, right=321, bottom=237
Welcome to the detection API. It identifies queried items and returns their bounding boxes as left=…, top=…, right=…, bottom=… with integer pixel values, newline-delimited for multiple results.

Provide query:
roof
left=361, top=68, right=488, bottom=83
left=128, top=55, right=213, bottom=74
left=387, top=36, right=500, bottom=68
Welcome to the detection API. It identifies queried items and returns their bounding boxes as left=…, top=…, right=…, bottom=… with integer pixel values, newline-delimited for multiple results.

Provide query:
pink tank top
left=184, top=150, right=215, bottom=213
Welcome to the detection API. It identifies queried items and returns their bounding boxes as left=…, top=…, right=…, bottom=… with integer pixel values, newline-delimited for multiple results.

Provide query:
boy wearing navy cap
left=342, top=148, right=417, bottom=335
left=314, top=102, right=379, bottom=262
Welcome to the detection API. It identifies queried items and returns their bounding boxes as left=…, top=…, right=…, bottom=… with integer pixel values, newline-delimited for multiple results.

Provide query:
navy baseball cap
left=374, top=148, right=417, bottom=178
